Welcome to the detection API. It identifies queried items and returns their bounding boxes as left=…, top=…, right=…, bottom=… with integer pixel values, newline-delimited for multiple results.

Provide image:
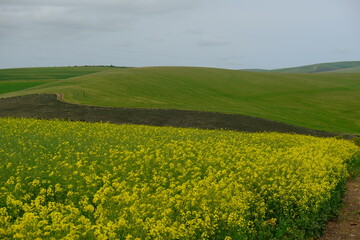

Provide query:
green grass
left=0, top=66, right=117, bottom=81
left=1, top=66, right=359, bottom=133
left=0, top=81, right=50, bottom=94
left=0, top=66, right=118, bottom=95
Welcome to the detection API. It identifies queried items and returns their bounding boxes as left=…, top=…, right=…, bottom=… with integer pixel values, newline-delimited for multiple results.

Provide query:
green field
left=0, top=67, right=119, bottom=95
left=0, top=81, right=50, bottom=95
left=0, top=66, right=119, bottom=82
left=1, top=61, right=360, bottom=239
left=0, top=65, right=359, bottom=133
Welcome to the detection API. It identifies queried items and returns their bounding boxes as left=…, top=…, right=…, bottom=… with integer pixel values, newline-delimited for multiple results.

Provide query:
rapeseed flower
left=0, top=118, right=358, bottom=239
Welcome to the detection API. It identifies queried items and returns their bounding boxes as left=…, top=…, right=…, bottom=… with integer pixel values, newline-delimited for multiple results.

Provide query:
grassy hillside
left=326, top=66, right=360, bottom=73
left=0, top=66, right=122, bottom=95
left=245, top=61, right=360, bottom=73
left=0, top=66, right=120, bottom=82
left=0, top=81, right=49, bottom=94
left=0, top=66, right=359, bottom=133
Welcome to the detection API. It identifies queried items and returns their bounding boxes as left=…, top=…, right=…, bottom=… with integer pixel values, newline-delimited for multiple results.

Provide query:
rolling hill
left=0, top=66, right=359, bottom=133
left=244, top=61, right=360, bottom=73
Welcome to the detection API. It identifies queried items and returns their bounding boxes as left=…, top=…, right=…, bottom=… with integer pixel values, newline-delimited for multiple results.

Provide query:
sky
left=0, top=0, right=359, bottom=70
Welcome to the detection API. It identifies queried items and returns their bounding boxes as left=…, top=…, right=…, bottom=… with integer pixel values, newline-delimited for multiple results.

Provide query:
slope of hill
left=244, top=61, right=360, bottom=73
left=326, top=66, right=360, bottom=73
left=0, top=66, right=119, bottom=81
left=0, top=66, right=359, bottom=133
left=0, top=66, right=122, bottom=95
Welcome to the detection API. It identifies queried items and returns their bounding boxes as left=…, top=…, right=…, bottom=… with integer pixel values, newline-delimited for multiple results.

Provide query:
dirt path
left=321, top=175, right=360, bottom=240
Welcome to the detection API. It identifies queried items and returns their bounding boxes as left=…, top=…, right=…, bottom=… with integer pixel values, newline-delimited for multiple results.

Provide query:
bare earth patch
left=321, top=175, right=360, bottom=240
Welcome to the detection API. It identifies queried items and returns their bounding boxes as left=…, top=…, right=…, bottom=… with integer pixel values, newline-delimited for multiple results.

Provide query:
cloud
left=0, top=0, right=206, bottom=39
left=331, top=48, right=350, bottom=55
left=0, top=0, right=198, bottom=12
left=215, top=56, right=245, bottom=68
left=197, top=39, right=230, bottom=47
left=1, top=0, right=359, bottom=69
left=183, top=29, right=203, bottom=35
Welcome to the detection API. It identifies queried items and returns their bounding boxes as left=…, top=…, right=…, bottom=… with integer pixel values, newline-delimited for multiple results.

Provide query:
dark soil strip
left=0, top=94, right=358, bottom=138
left=321, top=175, right=360, bottom=240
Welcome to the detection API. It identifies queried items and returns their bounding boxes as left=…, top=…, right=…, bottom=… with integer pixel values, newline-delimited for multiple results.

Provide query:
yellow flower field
left=0, top=118, right=359, bottom=239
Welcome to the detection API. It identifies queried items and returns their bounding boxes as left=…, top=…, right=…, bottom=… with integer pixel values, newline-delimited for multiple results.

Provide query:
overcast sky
left=0, top=0, right=359, bottom=69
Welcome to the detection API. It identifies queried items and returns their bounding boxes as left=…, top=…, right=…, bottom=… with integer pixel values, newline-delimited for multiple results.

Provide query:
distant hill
left=326, top=66, right=360, bottom=73
left=244, top=61, right=360, bottom=73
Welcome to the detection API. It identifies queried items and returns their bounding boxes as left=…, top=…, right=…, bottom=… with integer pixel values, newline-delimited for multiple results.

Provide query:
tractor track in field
left=0, top=94, right=358, bottom=139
